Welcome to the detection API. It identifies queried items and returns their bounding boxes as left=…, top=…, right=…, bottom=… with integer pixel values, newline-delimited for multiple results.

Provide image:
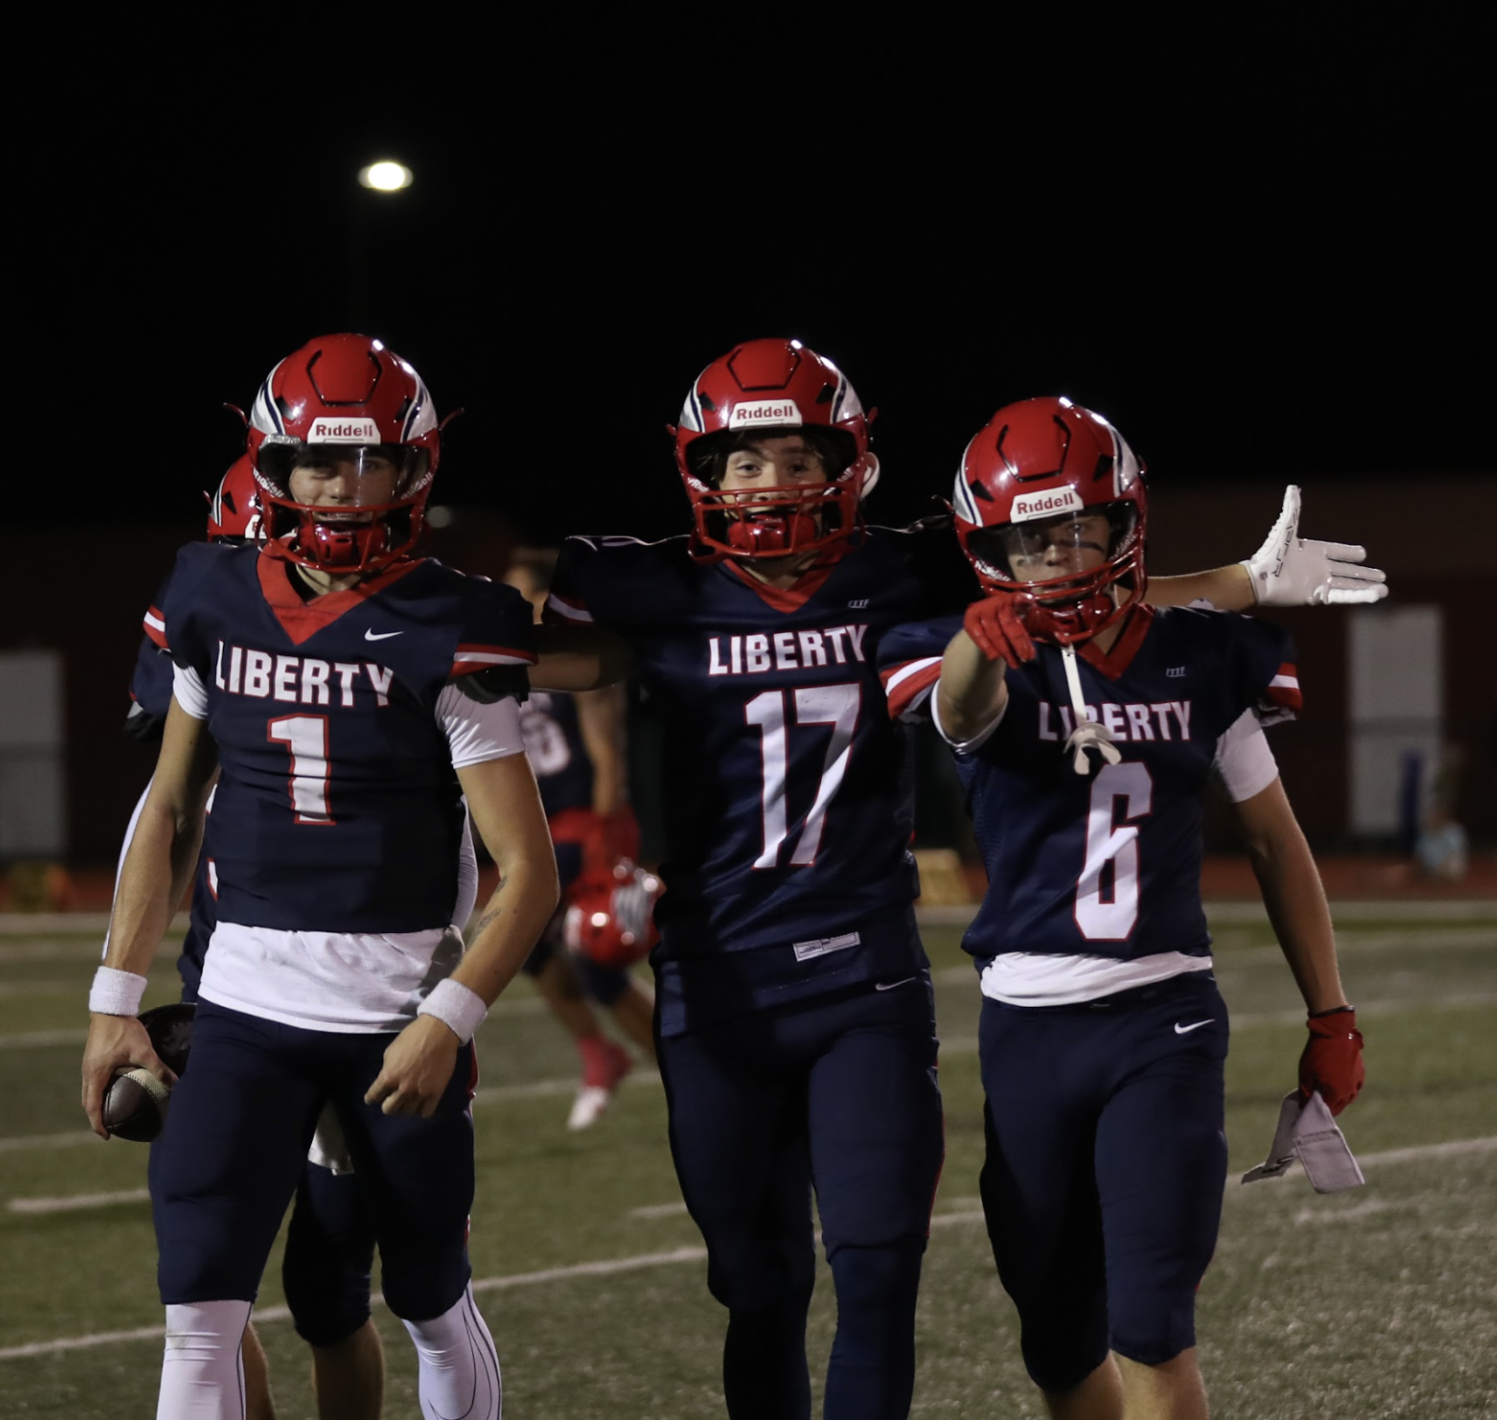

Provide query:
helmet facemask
left=255, top=440, right=433, bottom=573
left=962, top=503, right=1146, bottom=646
left=682, top=426, right=864, bottom=560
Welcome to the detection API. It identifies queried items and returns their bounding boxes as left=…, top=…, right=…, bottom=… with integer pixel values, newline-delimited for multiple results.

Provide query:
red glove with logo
left=962, top=594, right=1036, bottom=669
left=582, top=805, right=641, bottom=873
left=1299, top=1006, right=1365, bottom=1116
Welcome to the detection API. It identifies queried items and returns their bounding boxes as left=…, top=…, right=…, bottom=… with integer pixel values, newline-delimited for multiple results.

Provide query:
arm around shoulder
left=532, top=623, right=637, bottom=693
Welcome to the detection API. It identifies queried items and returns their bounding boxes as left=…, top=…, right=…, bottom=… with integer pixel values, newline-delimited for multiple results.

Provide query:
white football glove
left=1242, top=486, right=1389, bottom=606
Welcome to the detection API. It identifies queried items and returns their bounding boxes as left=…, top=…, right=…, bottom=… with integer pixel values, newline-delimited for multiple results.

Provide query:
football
left=103, top=1066, right=172, bottom=1142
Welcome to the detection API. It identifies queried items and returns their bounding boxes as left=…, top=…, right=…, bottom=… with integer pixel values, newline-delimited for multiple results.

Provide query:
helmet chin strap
left=726, top=511, right=820, bottom=556
left=1060, top=643, right=1122, bottom=776
left=304, top=519, right=384, bottom=568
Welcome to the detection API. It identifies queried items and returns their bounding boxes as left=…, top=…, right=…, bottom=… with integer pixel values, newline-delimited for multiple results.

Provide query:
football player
left=81, top=334, right=558, bottom=1420
left=878, top=396, right=1366, bottom=1419
left=119, top=454, right=390, bottom=1420
left=527, top=339, right=1384, bottom=1419
left=502, top=548, right=656, bottom=1130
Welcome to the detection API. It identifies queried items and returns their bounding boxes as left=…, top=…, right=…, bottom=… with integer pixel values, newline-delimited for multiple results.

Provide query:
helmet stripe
left=952, top=436, right=981, bottom=523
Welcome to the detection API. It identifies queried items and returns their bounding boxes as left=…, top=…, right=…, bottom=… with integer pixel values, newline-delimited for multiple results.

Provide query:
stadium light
left=357, top=160, right=413, bottom=193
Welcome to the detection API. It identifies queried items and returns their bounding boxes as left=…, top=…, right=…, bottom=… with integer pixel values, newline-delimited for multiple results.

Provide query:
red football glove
left=1299, top=1007, right=1365, bottom=1116
left=582, top=805, right=641, bottom=873
left=963, top=594, right=1036, bottom=668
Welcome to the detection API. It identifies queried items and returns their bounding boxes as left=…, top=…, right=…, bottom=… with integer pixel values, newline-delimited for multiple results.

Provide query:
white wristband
left=417, top=978, right=488, bottom=1046
left=90, top=966, right=148, bottom=1016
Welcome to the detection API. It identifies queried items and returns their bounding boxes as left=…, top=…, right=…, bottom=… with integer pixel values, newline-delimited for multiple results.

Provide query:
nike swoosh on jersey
left=1174, top=1019, right=1216, bottom=1034
left=363, top=629, right=403, bottom=641
left=875, top=976, right=919, bottom=992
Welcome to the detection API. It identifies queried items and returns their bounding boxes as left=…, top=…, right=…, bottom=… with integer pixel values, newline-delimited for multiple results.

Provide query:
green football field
left=2, top=902, right=1494, bottom=1418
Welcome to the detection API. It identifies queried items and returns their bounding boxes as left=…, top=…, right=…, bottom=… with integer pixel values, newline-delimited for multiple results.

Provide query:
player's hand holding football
left=80, top=1013, right=176, bottom=1139
left=1299, top=1005, right=1365, bottom=1116
left=962, top=593, right=1036, bottom=668
left=365, top=1015, right=461, bottom=1118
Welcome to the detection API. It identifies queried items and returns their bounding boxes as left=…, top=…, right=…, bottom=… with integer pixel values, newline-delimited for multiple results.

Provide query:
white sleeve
left=1212, top=708, right=1280, bottom=803
left=931, top=684, right=1008, bottom=755
left=436, top=683, right=527, bottom=768
left=172, top=664, right=209, bottom=718
left=452, top=805, right=479, bottom=930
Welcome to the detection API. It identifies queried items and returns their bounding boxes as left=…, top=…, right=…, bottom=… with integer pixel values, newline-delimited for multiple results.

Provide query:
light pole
left=348, top=160, right=413, bottom=328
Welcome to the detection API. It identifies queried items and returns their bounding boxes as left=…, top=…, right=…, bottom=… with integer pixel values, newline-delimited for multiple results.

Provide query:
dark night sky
left=33, top=11, right=1491, bottom=546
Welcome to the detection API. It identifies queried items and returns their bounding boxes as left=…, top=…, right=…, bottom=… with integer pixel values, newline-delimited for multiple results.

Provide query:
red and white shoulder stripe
left=879, top=656, right=943, bottom=721
left=1260, top=661, right=1302, bottom=719
left=543, top=591, right=593, bottom=625
left=142, top=604, right=169, bottom=650
left=450, top=642, right=537, bottom=677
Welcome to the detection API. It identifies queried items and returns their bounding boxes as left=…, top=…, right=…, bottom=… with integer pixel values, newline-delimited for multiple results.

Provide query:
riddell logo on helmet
left=728, top=400, right=803, bottom=428
left=1011, top=487, right=1084, bottom=522
left=308, top=417, right=382, bottom=443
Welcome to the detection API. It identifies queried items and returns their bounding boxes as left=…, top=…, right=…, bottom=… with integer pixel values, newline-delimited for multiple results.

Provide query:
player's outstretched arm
left=1151, top=485, right=1390, bottom=612
left=81, top=702, right=217, bottom=1136
left=576, top=682, right=640, bottom=865
left=1232, top=776, right=1364, bottom=1115
left=532, top=623, right=637, bottom=693
left=937, top=623, right=1013, bottom=745
left=366, top=752, right=560, bottom=1118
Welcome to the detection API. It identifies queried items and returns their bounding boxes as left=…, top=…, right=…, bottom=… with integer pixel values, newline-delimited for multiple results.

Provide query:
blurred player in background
left=118, top=454, right=391, bottom=1419
left=82, top=334, right=557, bottom=1420
left=502, top=549, right=656, bottom=1130
left=526, top=340, right=1381, bottom=1419
left=879, top=396, right=1368, bottom=1420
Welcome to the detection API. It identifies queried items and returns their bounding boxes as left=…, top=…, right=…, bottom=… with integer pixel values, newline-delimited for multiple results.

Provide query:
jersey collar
left=1076, top=603, right=1153, bottom=679
left=257, top=554, right=423, bottom=645
left=719, top=548, right=844, bottom=612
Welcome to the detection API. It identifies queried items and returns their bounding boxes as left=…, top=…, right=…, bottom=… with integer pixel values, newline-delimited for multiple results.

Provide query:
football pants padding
left=824, top=1238, right=927, bottom=1420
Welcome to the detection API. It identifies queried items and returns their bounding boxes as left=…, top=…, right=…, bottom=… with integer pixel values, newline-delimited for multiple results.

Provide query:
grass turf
left=1, top=909, right=1494, bottom=1417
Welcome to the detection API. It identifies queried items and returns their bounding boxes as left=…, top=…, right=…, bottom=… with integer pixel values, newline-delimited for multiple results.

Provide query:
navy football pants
left=658, top=975, right=944, bottom=1420
left=153, top=1000, right=477, bottom=1323
left=978, top=974, right=1229, bottom=1391
left=168, top=900, right=378, bottom=1345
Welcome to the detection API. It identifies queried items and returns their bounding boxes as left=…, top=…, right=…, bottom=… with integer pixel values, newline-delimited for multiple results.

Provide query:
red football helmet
left=952, top=396, right=1148, bottom=644
left=204, top=454, right=264, bottom=544
left=246, top=334, right=440, bottom=573
left=674, top=338, right=879, bottom=560
left=563, top=860, right=663, bottom=969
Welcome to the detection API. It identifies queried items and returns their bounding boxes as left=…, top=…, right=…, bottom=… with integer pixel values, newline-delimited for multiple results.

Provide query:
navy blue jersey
left=880, top=606, right=1298, bottom=964
left=159, top=543, right=535, bottom=934
left=123, top=581, right=180, bottom=741
left=518, top=691, right=594, bottom=820
left=549, top=523, right=974, bottom=1031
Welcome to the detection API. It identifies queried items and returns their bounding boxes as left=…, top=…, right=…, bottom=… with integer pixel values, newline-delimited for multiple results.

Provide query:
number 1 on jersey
left=745, top=684, right=859, bottom=868
left=268, top=714, right=334, bottom=825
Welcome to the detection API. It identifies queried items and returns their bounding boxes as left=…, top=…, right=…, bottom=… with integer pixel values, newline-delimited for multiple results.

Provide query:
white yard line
left=2, top=1135, right=1493, bottom=1362
left=8, top=1187, right=151, bottom=1214
left=0, top=1071, right=665, bottom=1154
